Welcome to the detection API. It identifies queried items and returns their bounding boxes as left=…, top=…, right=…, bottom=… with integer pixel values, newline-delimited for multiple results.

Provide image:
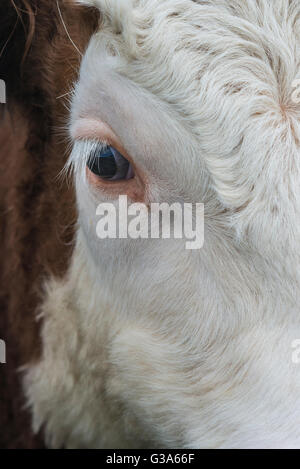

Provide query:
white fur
left=24, top=0, right=300, bottom=448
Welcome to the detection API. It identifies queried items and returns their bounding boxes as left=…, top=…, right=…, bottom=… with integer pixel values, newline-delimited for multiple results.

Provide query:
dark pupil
left=87, top=147, right=117, bottom=179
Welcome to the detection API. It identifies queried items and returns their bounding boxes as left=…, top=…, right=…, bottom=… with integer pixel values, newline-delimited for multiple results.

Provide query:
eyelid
left=71, top=117, right=136, bottom=169
left=71, top=118, right=120, bottom=145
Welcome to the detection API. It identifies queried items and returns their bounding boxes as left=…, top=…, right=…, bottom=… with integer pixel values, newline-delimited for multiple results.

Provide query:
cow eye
left=87, top=144, right=134, bottom=180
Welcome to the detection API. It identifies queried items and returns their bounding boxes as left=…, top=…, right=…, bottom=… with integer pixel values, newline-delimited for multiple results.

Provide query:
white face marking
left=26, top=0, right=300, bottom=449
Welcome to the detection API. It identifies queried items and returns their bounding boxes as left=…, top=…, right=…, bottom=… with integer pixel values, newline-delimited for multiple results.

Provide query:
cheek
left=74, top=169, right=145, bottom=255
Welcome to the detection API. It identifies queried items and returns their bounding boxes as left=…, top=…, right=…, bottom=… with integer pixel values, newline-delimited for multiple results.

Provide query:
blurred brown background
left=0, top=0, right=99, bottom=448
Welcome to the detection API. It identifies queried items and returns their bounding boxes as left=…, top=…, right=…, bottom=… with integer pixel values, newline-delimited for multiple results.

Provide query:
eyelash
left=68, top=139, right=134, bottom=182
left=87, top=143, right=134, bottom=181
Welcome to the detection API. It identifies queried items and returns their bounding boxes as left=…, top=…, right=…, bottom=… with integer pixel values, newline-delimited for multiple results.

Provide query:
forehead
left=76, top=0, right=299, bottom=128
left=72, top=0, right=300, bottom=153
left=72, top=0, right=300, bottom=241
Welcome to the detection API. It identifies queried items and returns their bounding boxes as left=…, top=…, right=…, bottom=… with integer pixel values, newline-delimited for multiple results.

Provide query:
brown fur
left=0, top=0, right=99, bottom=448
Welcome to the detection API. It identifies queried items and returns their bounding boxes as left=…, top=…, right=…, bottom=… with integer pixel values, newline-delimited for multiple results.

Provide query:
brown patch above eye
left=53, top=1, right=101, bottom=97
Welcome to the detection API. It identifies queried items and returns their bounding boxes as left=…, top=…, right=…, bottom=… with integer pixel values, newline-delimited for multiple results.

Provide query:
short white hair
left=76, top=0, right=300, bottom=253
